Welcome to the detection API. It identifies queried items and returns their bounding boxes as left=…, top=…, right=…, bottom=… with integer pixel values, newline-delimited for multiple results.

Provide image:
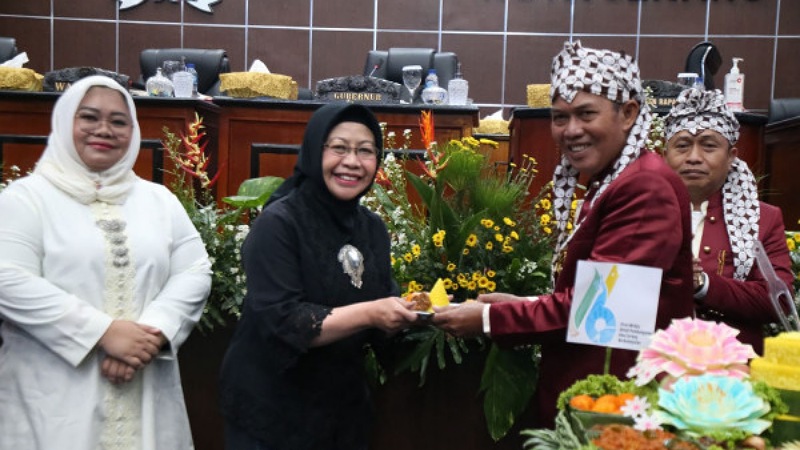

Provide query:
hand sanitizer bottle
left=447, top=63, right=469, bottom=105
left=724, top=58, right=745, bottom=112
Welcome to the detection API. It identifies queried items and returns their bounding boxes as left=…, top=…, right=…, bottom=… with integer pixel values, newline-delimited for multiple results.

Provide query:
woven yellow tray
left=219, top=72, right=298, bottom=100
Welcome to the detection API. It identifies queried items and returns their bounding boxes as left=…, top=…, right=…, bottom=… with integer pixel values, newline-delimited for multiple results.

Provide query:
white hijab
left=34, top=75, right=141, bottom=204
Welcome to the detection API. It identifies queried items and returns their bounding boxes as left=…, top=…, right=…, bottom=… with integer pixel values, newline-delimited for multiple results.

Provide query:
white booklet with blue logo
left=567, top=260, right=662, bottom=351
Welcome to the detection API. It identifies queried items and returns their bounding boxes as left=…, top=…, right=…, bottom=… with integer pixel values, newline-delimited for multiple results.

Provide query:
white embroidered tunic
left=0, top=174, right=211, bottom=450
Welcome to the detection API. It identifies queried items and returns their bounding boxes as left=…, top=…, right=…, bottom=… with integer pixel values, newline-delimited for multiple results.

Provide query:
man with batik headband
left=434, top=41, right=695, bottom=427
left=663, top=88, right=793, bottom=354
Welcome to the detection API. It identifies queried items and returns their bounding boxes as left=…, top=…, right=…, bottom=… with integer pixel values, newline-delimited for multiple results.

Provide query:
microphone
left=368, top=58, right=384, bottom=78
left=699, top=45, right=712, bottom=88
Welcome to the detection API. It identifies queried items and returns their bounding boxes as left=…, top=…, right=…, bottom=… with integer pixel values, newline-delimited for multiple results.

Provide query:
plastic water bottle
left=186, top=63, right=198, bottom=97
left=693, top=75, right=705, bottom=91
left=421, top=69, right=448, bottom=104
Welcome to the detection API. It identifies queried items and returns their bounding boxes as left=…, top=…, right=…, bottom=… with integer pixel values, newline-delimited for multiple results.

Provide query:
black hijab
left=266, top=102, right=383, bottom=209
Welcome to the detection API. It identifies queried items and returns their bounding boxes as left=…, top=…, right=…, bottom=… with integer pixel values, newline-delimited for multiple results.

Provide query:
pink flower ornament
left=626, top=317, right=757, bottom=386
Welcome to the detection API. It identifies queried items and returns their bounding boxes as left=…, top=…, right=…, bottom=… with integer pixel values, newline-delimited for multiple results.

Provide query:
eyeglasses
left=75, top=111, right=132, bottom=138
left=324, top=142, right=378, bottom=161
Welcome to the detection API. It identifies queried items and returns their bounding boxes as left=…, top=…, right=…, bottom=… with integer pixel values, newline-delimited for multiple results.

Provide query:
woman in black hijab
left=219, top=103, right=417, bottom=450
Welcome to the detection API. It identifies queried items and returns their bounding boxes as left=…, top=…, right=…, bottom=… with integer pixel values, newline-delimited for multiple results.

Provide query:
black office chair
left=137, top=48, right=230, bottom=96
left=363, top=48, right=459, bottom=101
left=768, top=98, right=800, bottom=124
left=0, top=37, right=18, bottom=64
left=685, top=41, right=722, bottom=90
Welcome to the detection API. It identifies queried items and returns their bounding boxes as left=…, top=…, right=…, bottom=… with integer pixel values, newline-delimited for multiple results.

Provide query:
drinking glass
left=401, top=65, right=423, bottom=103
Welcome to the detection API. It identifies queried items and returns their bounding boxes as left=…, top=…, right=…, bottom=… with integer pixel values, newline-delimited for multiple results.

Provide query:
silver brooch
left=337, top=244, right=364, bottom=289
left=96, top=219, right=130, bottom=268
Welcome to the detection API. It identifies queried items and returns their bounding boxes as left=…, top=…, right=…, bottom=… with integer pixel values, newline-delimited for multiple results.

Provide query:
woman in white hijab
left=0, top=75, right=211, bottom=450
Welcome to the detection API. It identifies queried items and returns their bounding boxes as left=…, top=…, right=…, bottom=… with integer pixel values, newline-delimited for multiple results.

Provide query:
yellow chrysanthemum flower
left=466, top=234, right=478, bottom=247
left=794, top=232, right=800, bottom=243
left=412, top=244, right=421, bottom=256
left=495, top=233, right=504, bottom=242
left=540, top=214, right=551, bottom=226
left=487, top=270, right=496, bottom=278
left=485, top=242, right=494, bottom=250
left=503, top=217, right=514, bottom=226
left=543, top=226, right=552, bottom=235
left=443, top=278, right=453, bottom=289
left=403, top=253, right=413, bottom=263
left=462, top=248, right=470, bottom=255
left=447, top=262, right=456, bottom=272
left=478, top=277, right=490, bottom=288
left=788, top=238, right=796, bottom=252
left=463, top=136, right=480, bottom=147
left=482, top=219, right=495, bottom=228
left=502, top=245, right=514, bottom=254
left=479, top=138, right=498, bottom=148
left=467, top=280, right=477, bottom=290
left=538, top=198, right=551, bottom=210
left=487, top=281, right=496, bottom=291
left=510, top=230, right=520, bottom=241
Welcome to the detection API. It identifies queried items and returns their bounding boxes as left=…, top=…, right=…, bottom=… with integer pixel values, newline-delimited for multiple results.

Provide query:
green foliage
left=784, top=231, right=800, bottom=295
left=555, top=374, right=655, bottom=411
left=521, top=410, right=590, bottom=450
left=222, top=176, right=284, bottom=209
left=480, top=344, right=540, bottom=441
left=362, top=124, right=556, bottom=441
left=162, top=122, right=283, bottom=332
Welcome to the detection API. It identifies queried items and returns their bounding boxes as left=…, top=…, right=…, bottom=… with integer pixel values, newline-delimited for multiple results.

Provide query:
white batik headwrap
left=550, top=41, right=653, bottom=272
left=665, top=88, right=739, bottom=145
left=665, top=88, right=757, bottom=280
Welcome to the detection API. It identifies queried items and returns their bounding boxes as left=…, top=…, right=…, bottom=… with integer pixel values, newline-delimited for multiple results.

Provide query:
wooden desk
left=508, top=108, right=555, bottom=197
left=509, top=107, right=768, bottom=197
left=763, top=116, right=800, bottom=224
left=0, top=91, right=220, bottom=183
left=213, top=97, right=480, bottom=198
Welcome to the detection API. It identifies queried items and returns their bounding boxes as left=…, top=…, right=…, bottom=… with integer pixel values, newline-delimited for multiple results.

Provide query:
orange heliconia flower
left=416, top=110, right=449, bottom=179
left=375, top=167, right=392, bottom=188
left=419, top=110, right=435, bottom=151
left=172, top=113, right=219, bottom=188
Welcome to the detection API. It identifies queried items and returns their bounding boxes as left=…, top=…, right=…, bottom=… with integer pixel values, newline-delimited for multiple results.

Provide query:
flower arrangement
left=523, top=317, right=789, bottom=450
left=162, top=114, right=282, bottom=331
left=363, top=110, right=554, bottom=303
left=361, top=111, right=555, bottom=440
left=785, top=229, right=800, bottom=295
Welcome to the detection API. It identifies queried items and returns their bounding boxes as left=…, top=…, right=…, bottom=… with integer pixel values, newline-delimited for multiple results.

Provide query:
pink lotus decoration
left=627, top=317, right=757, bottom=386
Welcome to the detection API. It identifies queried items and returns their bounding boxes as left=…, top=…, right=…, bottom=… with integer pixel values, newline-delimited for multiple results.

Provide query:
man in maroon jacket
left=662, top=87, right=794, bottom=355
left=432, top=41, right=695, bottom=428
